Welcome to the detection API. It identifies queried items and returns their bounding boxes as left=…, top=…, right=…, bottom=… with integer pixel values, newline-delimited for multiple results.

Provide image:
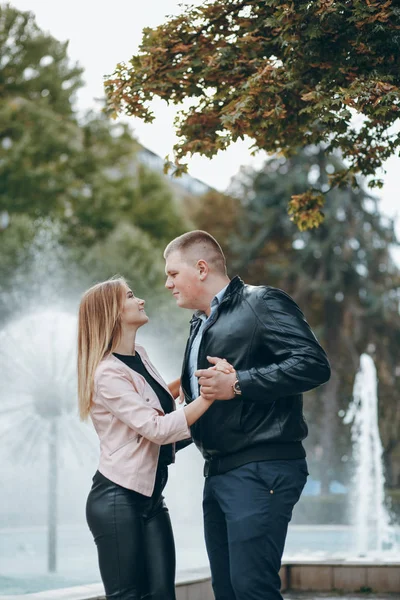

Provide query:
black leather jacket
left=181, top=276, right=331, bottom=462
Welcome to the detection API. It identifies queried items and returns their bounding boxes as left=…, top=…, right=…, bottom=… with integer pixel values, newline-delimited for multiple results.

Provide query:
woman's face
left=120, top=285, right=149, bottom=328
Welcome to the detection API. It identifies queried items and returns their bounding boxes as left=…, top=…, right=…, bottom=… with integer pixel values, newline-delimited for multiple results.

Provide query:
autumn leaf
left=104, top=0, right=400, bottom=229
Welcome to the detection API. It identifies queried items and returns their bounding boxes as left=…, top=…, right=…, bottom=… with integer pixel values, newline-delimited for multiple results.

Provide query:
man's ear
left=197, top=259, right=209, bottom=281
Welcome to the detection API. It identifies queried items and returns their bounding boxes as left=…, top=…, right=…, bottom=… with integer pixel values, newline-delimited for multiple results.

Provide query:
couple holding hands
left=77, top=230, right=330, bottom=600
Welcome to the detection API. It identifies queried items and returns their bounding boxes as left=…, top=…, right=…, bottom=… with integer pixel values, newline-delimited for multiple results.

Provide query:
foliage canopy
left=105, top=0, right=400, bottom=229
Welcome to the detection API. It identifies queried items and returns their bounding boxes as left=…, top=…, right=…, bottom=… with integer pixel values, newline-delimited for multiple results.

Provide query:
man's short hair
left=164, top=230, right=227, bottom=275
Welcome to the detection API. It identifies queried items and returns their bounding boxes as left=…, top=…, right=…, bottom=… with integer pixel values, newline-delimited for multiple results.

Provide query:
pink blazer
left=91, top=344, right=190, bottom=496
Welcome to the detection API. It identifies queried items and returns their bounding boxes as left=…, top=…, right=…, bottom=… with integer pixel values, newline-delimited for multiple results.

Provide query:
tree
left=58, top=116, right=186, bottom=247
left=0, top=3, right=138, bottom=229
left=0, top=214, right=36, bottom=322
left=105, top=0, right=400, bottom=229
left=0, top=3, right=83, bottom=217
left=0, top=4, right=187, bottom=243
left=191, top=147, right=400, bottom=492
left=0, top=4, right=189, bottom=324
left=184, top=188, right=243, bottom=270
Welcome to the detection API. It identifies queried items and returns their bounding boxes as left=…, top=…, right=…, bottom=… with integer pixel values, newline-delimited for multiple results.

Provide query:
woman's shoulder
left=93, top=353, right=146, bottom=401
left=95, top=353, right=127, bottom=380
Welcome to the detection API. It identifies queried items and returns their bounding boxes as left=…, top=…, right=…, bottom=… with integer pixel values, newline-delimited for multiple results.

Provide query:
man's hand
left=196, top=356, right=237, bottom=401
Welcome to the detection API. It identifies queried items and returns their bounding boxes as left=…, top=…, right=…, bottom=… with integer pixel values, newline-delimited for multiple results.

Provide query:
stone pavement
left=285, top=594, right=400, bottom=599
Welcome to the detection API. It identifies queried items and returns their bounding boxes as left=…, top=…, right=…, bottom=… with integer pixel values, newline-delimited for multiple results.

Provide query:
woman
left=77, top=277, right=231, bottom=600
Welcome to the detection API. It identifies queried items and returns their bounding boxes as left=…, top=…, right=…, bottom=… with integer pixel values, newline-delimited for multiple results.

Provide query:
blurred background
left=0, top=1, right=399, bottom=596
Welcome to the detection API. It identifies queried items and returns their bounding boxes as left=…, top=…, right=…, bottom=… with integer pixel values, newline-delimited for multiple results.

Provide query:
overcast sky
left=10, top=0, right=400, bottom=235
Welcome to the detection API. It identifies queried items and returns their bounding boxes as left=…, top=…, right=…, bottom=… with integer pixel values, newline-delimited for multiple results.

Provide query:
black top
left=113, top=351, right=174, bottom=466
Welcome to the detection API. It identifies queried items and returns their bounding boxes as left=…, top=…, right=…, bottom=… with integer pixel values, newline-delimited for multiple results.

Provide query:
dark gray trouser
left=86, top=467, right=176, bottom=600
left=203, top=459, right=308, bottom=600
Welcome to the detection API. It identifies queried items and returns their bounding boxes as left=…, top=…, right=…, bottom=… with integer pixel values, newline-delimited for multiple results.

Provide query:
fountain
left=0, top=316, right=399, bottom=597
left=344, top=353, right=397, bottom=556
left=0, top=310, right=98, bottom=576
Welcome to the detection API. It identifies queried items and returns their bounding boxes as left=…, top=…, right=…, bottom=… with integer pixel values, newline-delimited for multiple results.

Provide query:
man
left=164, top=230, right=330, bottom=600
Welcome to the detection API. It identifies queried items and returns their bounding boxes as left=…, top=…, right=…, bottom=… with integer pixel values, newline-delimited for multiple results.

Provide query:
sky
left=10, top=0, right=400, bottom=235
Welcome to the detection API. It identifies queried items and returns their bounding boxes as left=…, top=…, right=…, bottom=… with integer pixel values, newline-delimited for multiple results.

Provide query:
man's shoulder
left=242, top=282, right=277, bottom=300
left=241, top=283, right=297, bottom=309
left=226, top=282, right=272, bottom=312
left=222, top=277, right=298, bottom=312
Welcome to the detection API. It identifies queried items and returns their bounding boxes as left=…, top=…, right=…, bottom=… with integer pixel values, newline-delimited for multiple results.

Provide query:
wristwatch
left=232, top=378, right=242, bottom=396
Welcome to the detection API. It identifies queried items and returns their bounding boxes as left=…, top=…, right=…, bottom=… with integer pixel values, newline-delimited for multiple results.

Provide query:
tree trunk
left=319, top=368, right=340, bottom=495
left=320, top=296, right=342, bottom=495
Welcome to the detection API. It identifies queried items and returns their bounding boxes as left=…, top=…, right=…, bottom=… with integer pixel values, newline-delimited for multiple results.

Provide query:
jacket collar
left=103, top=346, right=172, bottom=399
left=189, top=276, right=244, bottom=324
left=223, top=275, right=244, bottom=298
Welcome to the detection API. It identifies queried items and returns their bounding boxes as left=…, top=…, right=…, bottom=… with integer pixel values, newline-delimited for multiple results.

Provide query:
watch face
left=234, top=380, right=242, bottom=394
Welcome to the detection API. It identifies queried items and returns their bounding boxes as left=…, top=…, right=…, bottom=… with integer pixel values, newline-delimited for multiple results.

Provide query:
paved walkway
left=285, top=594, right=399, bottom=599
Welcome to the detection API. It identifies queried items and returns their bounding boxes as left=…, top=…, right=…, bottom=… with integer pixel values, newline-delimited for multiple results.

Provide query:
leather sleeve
left=236, top=288, right=331, bottom=403
left=175, top=437, right=193, bottom=452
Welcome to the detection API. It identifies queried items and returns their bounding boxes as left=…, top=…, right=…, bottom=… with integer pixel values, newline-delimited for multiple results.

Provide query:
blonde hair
left=77, top=277, right=127, bottom=420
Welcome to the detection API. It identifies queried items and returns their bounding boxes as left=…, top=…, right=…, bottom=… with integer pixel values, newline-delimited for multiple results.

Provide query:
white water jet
left=344, top=353, right=395, bottom=556
left=0, top=310, right=98, bottom=572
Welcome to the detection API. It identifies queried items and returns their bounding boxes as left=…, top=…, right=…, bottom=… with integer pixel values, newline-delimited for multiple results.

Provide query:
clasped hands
left=197, top=356, right=237, bottom=402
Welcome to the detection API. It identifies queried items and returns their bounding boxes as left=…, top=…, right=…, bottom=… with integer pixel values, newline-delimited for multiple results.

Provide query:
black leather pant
left=86, top=466, right=176, bottom=600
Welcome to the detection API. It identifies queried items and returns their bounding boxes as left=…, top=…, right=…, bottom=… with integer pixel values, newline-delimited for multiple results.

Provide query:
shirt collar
left=194, top=283, right=229, bottom=320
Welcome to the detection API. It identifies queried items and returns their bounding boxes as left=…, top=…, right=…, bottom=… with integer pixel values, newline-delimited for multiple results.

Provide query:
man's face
left=165, top=251, right=205, bottom=310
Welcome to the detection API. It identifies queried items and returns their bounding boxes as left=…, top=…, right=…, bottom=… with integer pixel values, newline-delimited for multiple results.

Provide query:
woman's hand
left=178, top=385, right=185, bottom=404
left=168, top=377, right=181, bottom=400
left=211, top=357, right=235, bottom=374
